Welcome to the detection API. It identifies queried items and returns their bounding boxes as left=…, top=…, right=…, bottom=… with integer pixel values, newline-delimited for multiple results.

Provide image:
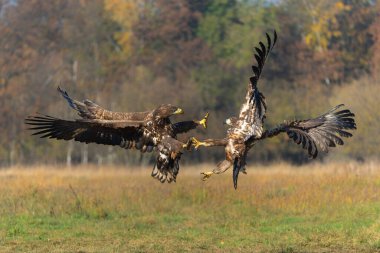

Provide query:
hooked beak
left=174, top=108, right=184, bottom=115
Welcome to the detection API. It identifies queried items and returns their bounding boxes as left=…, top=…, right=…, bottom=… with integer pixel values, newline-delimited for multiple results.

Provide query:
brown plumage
left=192, top=31, right=356, bottom=189
left=26, top=87, right=208, bottom=183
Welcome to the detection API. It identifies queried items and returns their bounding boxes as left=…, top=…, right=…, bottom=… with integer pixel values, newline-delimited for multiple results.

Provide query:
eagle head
left=224, top=117, right=238, bottom=126
left=154, top=104, right=184, bottom=119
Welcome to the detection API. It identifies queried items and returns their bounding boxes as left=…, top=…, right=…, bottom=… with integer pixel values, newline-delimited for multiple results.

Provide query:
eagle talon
left=201, top=171, right=213, bottom=181
left=190, top=137, right=204, bottom=150
left=198, top=112, right=209, bottom=129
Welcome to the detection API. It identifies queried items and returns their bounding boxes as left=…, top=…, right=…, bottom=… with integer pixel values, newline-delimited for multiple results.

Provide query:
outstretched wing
left=234, top=31, right=277, bottom=139
left=258, top=104, right=356, bottom=158
left=25, top=114, right=154, bottom=151
left=246, top=30, right=277, bottom=123
left=58, top=87, right=150, bottom=121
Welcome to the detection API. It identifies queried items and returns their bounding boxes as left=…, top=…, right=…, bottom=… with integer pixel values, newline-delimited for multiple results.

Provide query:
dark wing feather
left=249, top=30, right=277, bottom=91
left=25, top=114, right=146, bottom=149
left=259, top=105, right=356, bottom=158
left=246, top=31, right=277, bottom=126
left=237, top=31, right=276, bottom=138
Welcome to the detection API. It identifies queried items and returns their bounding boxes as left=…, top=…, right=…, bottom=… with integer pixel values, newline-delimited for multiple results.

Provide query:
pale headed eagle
left=25, top=87, right=208, bottom=183
left=191, top=31, right=356, bottom=189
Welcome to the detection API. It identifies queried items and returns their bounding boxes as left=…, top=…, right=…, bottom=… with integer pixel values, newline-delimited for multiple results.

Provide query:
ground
left=0, top=162, right=380, bottom=252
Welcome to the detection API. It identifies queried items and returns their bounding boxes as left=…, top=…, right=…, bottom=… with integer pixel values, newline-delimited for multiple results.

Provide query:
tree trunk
left=96, top=153, right=103, bottom=166
left=66, top=141, right=73, bottom=167
left=9, top=140, right=16, bottom=167
left=107, top=146, right=114, bottom=165
left=66, top=59, right=78, bottom=167
left=81, top=145, right=88, bottom=165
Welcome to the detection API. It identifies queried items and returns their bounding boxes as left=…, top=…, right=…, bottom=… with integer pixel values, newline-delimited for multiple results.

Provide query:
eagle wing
left=58, top=87, right=150, bottom=121
left=235, top=31, right=277, bottom=139
left=25, top=114, right=152, bottom=151
left=257, top=104, right=356, bottom=158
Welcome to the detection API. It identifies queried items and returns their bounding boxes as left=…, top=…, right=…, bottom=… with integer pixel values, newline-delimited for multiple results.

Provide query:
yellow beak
left=174, top=108, right=184, bottom=115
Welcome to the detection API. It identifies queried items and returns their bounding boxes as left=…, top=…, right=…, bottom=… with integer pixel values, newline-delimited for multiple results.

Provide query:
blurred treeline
left=0, top=0, right=379, bottom=167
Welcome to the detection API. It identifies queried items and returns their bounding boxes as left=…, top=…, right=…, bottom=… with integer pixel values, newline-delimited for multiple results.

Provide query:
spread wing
left=235, top=31, right=277, bottom=139
left=258, top=105, right=356, bottom=158
left=58, top=86, right=150, bottom=121
left=246, top=30, right=277, bottom=123
left=25, top=114, right=154, bottom=151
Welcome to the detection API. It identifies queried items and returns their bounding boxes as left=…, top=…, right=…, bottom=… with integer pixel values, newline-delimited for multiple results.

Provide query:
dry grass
left=1, top=162, right=380, bottom=252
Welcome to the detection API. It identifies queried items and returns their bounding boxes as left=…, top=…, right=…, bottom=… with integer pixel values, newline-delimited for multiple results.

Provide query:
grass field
left=1, top=162, right=380, bottom=252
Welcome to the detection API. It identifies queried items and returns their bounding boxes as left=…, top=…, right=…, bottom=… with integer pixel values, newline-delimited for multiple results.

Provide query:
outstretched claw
left=198, top=112, right=209, bottom=129
left=190, top=137, right=205, bottom=150
left=201, top=171, right=213, bottom=181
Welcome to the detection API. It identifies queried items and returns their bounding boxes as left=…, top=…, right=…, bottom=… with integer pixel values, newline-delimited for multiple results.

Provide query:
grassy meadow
left=1, top=162, right=380, bottom=252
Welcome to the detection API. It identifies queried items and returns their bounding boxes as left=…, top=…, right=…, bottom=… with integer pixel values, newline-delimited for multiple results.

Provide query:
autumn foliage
left=0, top=0, right=378, bottom=166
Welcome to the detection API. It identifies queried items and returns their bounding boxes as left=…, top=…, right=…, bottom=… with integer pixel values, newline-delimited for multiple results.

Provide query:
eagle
left=190, top=31, right=356, bottom=189
left=25, top=87, right=209, bottom=183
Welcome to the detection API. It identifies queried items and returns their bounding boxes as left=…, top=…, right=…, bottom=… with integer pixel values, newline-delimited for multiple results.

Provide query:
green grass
left=1, top=163, right=380, bottom=252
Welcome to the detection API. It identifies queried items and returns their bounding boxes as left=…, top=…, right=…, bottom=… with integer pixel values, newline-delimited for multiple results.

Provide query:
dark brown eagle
left=25, top=87, right=208, bottom=183
left=191, top=31, right=356, bottom=189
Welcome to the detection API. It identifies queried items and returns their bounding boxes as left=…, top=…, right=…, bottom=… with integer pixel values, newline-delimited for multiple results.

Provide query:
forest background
left=0, top=0, right=379, bottom=167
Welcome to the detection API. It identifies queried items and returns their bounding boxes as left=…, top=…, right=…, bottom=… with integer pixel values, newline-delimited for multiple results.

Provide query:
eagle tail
left=232, top=156, right=247, bottom=190
left=151, top=152, right=181, bottom=183
left=232, top=158, right=239, bottom=189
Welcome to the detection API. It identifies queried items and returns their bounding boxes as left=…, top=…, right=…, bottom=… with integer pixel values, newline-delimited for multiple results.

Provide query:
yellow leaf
left=104, top=0, right=138, bottom=56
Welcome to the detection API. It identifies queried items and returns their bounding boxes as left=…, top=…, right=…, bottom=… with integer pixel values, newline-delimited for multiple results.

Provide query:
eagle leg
left=197, top=112, right=209, bottom=129
left=201, top=171, right=213, bottom=181
left=200, top=160, right=232, bottom=181
left=189, top=137, right=209, bottom=150
left=182, top=138, right=193, bottom=150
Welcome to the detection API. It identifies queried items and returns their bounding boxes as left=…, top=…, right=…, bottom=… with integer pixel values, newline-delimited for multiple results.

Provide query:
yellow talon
left=198, top=112, right=209, bottom=129
left=201, top=171, right=213, bottom=181
left=190, top=137, right=204, bottom=150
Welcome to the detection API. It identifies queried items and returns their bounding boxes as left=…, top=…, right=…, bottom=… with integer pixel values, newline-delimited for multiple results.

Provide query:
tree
left=0, top=0, right=123, bottom=165
left=330, top=0, right=376, bottom=80
left=369, top=1, right=380, bottom=80
left=302, top=0, right=350, bottom=52
left=104, top=0, right=137, bottom=57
